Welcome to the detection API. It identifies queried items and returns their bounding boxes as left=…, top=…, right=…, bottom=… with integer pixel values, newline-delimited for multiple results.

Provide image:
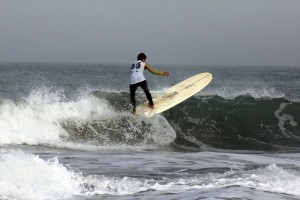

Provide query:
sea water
left=0, top=63, right=299, bottom=200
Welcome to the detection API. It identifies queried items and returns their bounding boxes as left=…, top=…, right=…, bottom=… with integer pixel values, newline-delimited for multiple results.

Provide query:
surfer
left=130, top=53, right=169, bottom=114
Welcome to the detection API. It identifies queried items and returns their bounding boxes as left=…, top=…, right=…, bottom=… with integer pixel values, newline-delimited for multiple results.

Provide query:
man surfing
left=130, top=53, right=169, bottom=114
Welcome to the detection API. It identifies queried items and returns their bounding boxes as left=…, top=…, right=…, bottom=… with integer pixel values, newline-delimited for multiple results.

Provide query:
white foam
left=197, top=163, right=300, bottom=196
left=0, top=87, right=176, bottom=149
left=0, top=87, right=114, bottom=146
left=239, top=164, right=300, bottom=195
left=2, top=150, right=300, bottom=198
left=0, top=150, right=157, bottom=198
left=274, top=103, right=298, bottom=137
left=84, top=164, right=300, bottom=197
left=0, top=150, right=82, bottom=200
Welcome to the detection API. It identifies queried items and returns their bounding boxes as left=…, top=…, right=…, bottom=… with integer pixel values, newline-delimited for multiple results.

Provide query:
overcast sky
left=1, top=0, right=300, bottom=66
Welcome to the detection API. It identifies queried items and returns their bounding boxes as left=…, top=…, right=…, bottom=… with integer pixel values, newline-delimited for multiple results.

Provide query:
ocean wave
left=94, top=90, right=300, bottom=151
left=0, top=87, right=299, bottom=151
left=2, top=150, right=300, bottom=199
left=165, top=96, right=300, bottom=151
left=0, top=88, right=176, bottom=149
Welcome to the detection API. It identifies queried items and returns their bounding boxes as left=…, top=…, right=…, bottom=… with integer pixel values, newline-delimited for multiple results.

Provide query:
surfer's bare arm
left=145, top=64, right=169, bottom=76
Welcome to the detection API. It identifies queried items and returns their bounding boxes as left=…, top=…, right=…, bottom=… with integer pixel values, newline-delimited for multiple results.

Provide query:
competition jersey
left=130, top=61, right=146, bottom=84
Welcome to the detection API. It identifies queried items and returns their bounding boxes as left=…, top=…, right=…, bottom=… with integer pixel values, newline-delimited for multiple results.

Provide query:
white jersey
left=130, top=61, right=146, bottom=84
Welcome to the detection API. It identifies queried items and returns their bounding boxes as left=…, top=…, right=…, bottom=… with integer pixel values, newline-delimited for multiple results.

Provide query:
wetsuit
left=130, top=61, right=164, bottom=112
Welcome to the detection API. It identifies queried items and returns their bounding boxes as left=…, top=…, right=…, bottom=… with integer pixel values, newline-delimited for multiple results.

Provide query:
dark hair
left=137, top=53, right=147, bottom=60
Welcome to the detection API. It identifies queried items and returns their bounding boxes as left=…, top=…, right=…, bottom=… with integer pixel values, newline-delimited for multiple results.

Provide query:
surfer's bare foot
left=149, top=103, right=155, bottom=109
left=131, top=111, right=137, bottom=115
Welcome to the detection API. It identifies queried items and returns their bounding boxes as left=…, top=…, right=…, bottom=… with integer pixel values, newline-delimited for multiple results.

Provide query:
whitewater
left=0, top=63, right=299, bottom=200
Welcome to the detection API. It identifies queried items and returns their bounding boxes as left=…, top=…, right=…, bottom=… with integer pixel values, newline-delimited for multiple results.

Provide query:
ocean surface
left=0, top=63, right=300, bottom=200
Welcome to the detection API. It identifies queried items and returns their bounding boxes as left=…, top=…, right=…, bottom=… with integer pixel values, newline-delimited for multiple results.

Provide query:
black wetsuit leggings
left=130, top=80, right=153, bottom=112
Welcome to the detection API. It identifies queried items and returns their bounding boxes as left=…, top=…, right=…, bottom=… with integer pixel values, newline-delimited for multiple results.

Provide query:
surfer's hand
left=163, top=72, right=169, bottom=76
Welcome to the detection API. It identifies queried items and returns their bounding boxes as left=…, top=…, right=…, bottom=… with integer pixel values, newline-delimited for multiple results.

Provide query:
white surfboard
left=135, top=72, right=212, bottom=117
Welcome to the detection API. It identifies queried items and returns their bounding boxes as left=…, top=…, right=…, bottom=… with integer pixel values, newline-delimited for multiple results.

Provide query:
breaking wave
left=0, top=87, right=299, bottom=152
left=2, top=150, right=300, bottom=199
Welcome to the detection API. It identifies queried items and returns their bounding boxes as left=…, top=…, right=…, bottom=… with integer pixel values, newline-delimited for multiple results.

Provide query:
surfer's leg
left=140, top=80, right=154, bottom=107
left=130, top=84, right=138, bottom=112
